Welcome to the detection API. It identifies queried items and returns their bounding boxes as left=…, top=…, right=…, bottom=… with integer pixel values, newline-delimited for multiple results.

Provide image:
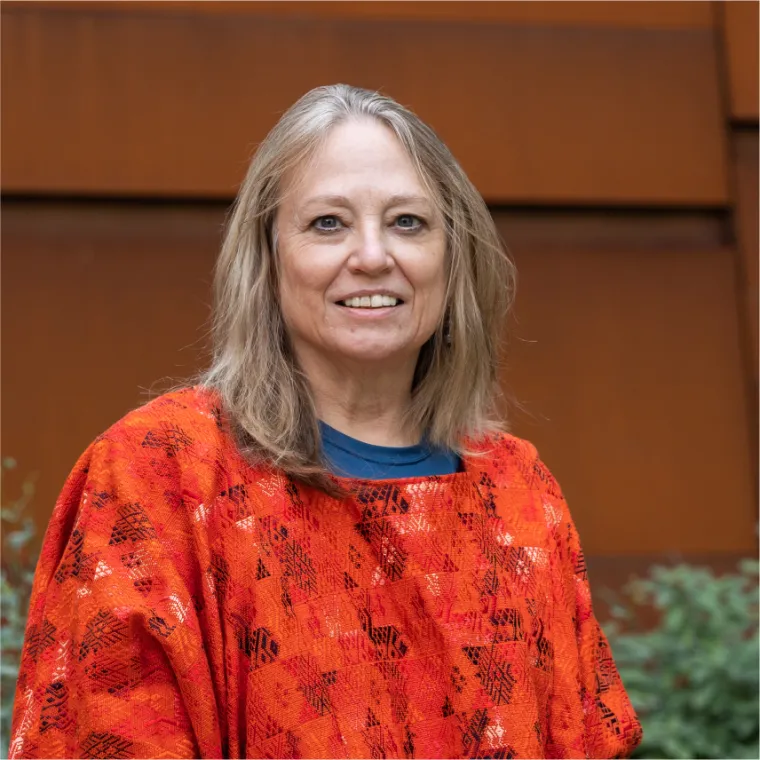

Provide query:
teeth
left=342, top=296, right=399, bottom=308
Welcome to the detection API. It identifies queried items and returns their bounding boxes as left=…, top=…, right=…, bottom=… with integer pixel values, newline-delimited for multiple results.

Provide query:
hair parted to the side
left=199, top=83, right=516, bottom=491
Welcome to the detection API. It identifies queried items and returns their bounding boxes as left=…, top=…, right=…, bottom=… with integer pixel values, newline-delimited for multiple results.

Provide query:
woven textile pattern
left=10, top=388, right=642, bottom=759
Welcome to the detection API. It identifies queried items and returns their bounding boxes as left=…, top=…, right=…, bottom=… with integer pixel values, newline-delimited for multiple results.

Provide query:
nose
left=347, top=222, right=393, bottom=275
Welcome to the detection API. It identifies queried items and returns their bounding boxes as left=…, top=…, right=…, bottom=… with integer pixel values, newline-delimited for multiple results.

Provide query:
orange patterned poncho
left=10, top=388, right=641, bottom=759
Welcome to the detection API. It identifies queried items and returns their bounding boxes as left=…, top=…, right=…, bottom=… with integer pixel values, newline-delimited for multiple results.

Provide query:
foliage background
left=603, top=561, right=759, bottom=759
left=1, top=460, right=38, bottom=760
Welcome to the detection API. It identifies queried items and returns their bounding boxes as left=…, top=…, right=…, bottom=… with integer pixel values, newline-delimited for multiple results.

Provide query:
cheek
left=278, top=262, right=305, bottom=308
left=278, top=250, right=323, bottom=334
left=411, top=245, right=448, bottom=312
left=277, top=264, right=300, bottom=324
left=278, top=242, right=328, bottom=305
left=277, top=243, right=347, bottom=340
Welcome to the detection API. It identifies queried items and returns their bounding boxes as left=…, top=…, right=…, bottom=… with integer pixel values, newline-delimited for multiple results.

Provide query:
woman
left=10, top=85, right=641, bottom=759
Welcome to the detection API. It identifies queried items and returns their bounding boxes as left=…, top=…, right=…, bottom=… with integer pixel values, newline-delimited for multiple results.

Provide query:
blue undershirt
left=319, top=421, right=461, bottom=479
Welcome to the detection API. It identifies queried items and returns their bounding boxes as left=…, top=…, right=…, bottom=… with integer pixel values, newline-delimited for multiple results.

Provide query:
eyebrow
left=302, top=194, right=433, bottom=209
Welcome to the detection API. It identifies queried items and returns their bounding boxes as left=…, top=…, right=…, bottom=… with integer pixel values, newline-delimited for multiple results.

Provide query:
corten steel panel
left=497, top=213, right=756, bottom=557
left=721, top=0, right=760, bottom=123
left=1, top=6, right=729, bottom=204
left=2, top=203, right=754, bottom=560
left=6, top=1, right=715, bottom=28
left=0, top=203, right=221, bottom=531
left=734, top=130, right=760, bottom=367
left=732, top=129, right=759, bottom=415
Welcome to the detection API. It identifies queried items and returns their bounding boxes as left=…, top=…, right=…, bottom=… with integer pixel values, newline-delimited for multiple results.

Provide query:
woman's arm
left=560, top=515, right=642, bottom=758
left=9, top=432, right=223, bottom=759
left=526, top=451, right=643, bottom=759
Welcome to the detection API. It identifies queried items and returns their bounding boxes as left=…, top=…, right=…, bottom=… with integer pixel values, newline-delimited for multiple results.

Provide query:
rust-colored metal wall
left=1, top=2, right=729, bottom=203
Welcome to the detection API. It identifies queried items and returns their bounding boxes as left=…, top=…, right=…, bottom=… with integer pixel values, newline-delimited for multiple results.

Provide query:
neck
left=295, top=347, right=421, bottom=447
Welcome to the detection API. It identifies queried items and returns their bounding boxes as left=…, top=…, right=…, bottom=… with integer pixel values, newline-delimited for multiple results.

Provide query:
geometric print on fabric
left=355, top=483, right=410, bottom=520
left=261, top=731, right=300, bottom=760
left=461, top=710, right=493, bottom=757
left=360, top=706, right=397, bottom=759
left=529, top=458, right=564, bottom=500
left=285, top=655, right=337, bottom=717
left=23, top=619, right=57, bottom=662
left=355, top=517, right=408, bottom=582
left=595, top=632, right=617, bottom=695
left=230, top=615, right=280, bottom=669
left=255, top=558, right=271, bottom=580
left=147, top=613, right=176, bottom=638
left=459, top=708, right=519, bottom=758
left=574, top=544, right=589, bottom=581
left=80, top=732, right=134, bottom=759
left=9, top=387, right=642, bottom=759
left=53, top=528, right=95, bottom=583
left=209, top=552, right=231, bottom=600
left=78, top=610, right=128, bottom=661
left=358, top=605, right=410, bottom=661
left=531, top=617, right=555, bottom=674
left=258, top=514, right=290, bottom=545
left=84, top=655, right=139, bottom=695
left=478, top=567, right=500, bottom=597
left=402, top=723, right=415, bottom=759
left=219, top=484, right=250, bottom=522
left=596, top=696, right=623, bottom=738
left=489, top=608, right=525, bottom=643
left=90, top=490, right=115, bottom=511
left=38, top=681, right=72, bottom=734
left=376, top=660, right=411, bottom=725
left=249, top=696, right=284, bottom=743
left=505, top=546, right=535, bottom=586
left=462, top=647, right=517, bottom=706
left=119, top=547, right=155, bottom=597
left=280, top=538, right=318, bottom=598
left=109, top=503, right=156, bottom=545
left=475, top=473, right=498, bottom=516
left=140, top=425, right=192, bottom=458
left=468, top=517, right=509, bottom=572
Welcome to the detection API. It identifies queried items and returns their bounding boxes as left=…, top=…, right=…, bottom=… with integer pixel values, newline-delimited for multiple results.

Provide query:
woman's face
left=275, top=118, right=447, bottom=373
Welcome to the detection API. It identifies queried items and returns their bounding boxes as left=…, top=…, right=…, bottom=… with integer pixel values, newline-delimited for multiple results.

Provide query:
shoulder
left=468, top=431, right=565, bottom=501
left=470, top=433, right=583, bottom=562
left=94, top=385, right=228, bottom=458
left=74, top=385, right=248, bottom=501
left=35, top=387, right=234, bottom=588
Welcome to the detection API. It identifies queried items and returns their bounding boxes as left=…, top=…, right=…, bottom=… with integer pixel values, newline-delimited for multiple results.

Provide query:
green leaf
left=603, top=560, right=759, bottom=759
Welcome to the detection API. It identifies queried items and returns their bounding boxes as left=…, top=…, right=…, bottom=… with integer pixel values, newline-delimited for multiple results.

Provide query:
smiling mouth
left=336, top=295, right=404, bottom=309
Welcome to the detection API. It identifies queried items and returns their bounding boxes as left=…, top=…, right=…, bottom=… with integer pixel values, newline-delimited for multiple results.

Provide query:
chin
left=332, top=340, right=417, bottom=365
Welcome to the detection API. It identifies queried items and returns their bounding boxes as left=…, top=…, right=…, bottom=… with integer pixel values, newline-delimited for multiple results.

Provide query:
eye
left=395, top=214, right=423, bottom=231
left=312, top=215, right=344, bottom=232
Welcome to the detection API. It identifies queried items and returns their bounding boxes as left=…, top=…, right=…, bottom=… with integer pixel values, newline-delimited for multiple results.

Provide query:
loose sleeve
left=563, top=516, right=642, bottom=758
left=529, top=453, right=643, bottom=759
left=9, top=434, right=223, bottom=759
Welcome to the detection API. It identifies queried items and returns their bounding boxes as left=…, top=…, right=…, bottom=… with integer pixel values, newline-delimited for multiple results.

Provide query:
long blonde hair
left=200, top=84, right=516, bottom=490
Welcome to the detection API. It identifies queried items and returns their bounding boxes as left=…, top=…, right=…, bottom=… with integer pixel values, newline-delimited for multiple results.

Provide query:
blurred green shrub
left=1, top=459, right=39, bottom=760
left=603, top=560, right=759, bottom=759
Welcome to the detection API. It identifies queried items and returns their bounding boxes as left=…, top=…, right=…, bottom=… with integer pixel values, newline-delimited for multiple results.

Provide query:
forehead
left=283, top=118, right=432, bottom=203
